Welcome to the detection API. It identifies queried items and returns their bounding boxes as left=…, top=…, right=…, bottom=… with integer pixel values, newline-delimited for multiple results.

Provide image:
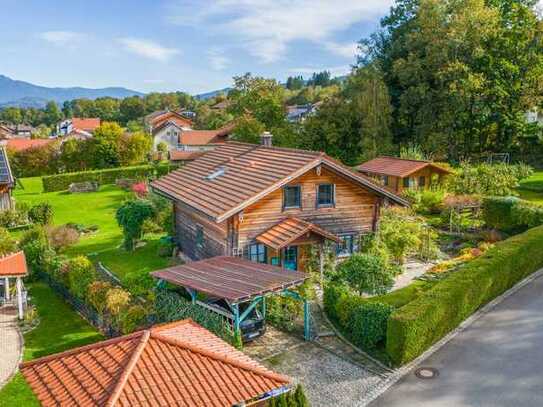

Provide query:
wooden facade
left=367, top=166, right=446, bottom=194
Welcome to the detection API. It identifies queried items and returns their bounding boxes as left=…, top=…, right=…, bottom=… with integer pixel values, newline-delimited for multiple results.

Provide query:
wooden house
left=357, top=156, right=451, bottom=194
left=152, top=134, right=408, bottom=272
left=0, top=144, right=14, bottom=210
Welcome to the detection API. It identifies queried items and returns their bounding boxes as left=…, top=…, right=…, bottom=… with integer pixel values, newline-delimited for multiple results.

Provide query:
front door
left=283, top=246, right=298, bottom=270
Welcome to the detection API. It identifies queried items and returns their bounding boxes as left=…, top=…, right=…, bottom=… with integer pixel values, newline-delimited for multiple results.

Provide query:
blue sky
left=0, top=0, right=395, bottom=94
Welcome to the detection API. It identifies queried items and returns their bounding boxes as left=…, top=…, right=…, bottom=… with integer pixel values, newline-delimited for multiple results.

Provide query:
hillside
left=0, top=75, right=144, bottom=108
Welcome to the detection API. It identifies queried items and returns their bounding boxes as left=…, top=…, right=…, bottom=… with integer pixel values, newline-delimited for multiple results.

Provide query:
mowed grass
left=0, top=282, right=103, bottom=407
left=518, top=171, right=543, bottom=205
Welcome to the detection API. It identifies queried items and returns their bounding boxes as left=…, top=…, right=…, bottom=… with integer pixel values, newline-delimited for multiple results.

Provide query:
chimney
left=260, top=131, right=273, bottom=147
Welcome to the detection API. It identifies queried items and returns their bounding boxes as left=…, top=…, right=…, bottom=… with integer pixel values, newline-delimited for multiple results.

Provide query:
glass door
left=283, top=246, right=298, bottom=270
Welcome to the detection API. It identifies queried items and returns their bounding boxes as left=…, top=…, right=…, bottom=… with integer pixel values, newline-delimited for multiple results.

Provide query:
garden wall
left=387, top=225, right=543, bottom=365
left=41, top=163, right=175, bottom=192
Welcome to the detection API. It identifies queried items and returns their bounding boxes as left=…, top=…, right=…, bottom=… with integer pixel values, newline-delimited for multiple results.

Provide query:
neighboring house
left=357, top=156, right=451, bottom=193
left=146, top=110, right=194, bottom=151
left=211, top=100, right=230, bottom=110
left=0, top=144, right=14, bottom=210
left=21, top=319, right=291, bottom=407
left=152, top=133, right=408, bottom=272
left=57, top=118, right=101, bottom=137
left=169, top=123, right=236, bottom=162
left=5, top=138, right=55, bottom=152
left=286, top=102, right=321, bottom=123
left=0, top=123, right=34, bottom=139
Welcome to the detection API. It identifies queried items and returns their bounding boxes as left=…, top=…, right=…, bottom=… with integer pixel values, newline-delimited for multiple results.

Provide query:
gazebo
left=151, top=256, right=312, bottom=340
left=0, top=251, right=28, bottom=319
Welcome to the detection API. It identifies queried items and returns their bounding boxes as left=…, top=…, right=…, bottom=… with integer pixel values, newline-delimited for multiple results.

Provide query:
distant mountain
left=0, top=75, right=144, bottom=108
left=195, top=87, right=231, bottom=100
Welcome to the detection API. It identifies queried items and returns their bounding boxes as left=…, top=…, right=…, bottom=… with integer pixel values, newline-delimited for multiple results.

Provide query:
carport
left=151, top=256, right=312, bottom=340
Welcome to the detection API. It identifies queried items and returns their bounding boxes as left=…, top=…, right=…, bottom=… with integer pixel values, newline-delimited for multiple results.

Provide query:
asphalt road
left=371, top=272, right=543, bottom=407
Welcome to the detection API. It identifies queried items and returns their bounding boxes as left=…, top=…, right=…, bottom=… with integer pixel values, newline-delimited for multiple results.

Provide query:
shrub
left=119, top=304, right=148, bottom=334
left=47, top=225, right=80, bottom=251
left=482, top=196, right=543, bottom=233
left=352, top=302, right=393, bottom=349
left=387, top=225, right=543, bottom=366
left=131, top=182, right=148, bottom=198
left=28, top=203, right=53, bottom=225
left=0, top=208, right=28, bottom=228
left=19, top=226, right=50, bottom=275
left=41, top=163, right=173, bottom=192
left=116, top=200, right=155, bottom=251
left=105, top=288, right=131, bottom=317
left=66, top=256, right=97, bottom=299
left=87, top=281, right=113, bottom=315
left=0, top=228, right=17, bottom=256
left=402, top=189, right=445, bottom=214
left=336, top=253, right=394, bottom=295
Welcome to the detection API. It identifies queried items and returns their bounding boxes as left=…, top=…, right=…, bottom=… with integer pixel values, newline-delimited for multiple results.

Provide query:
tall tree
left=44, top=101, right=63, bottom=126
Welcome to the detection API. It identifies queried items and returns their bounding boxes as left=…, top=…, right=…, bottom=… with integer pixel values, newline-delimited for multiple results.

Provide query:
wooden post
left=319, top=244, right=325, bottom=286
left=16, top=277, right=23, bottom=320
left=4, top=277, right=10, bottom=301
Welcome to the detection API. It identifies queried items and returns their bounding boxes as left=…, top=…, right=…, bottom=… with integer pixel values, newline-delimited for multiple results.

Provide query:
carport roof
left=151, top=256, right=307, bottom=303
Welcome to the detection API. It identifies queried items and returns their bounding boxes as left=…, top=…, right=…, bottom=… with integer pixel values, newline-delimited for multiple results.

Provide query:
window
left=195, top=225, right=204, bottom=248
left=403, top=177, right=413, bottom=188
left=317, top=184, right=334, bottom=206
left=381, top=176, right=389, bottom=186
left=283, top=246, right=298, bottom=270
left=418, top=176, right=426, bottom=188
left=283, top=185, right=301, bottom=209
left=336, top=234, right=358, bottom=257
left=249, top=243, right=267, bottom=264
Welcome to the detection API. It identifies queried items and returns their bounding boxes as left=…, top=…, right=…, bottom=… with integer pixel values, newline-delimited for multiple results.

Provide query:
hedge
left=41, top=163, right=175, bottom=192
left=482, top=196, right=543, bottom=232
left=387, top=224, right=543, bottom=366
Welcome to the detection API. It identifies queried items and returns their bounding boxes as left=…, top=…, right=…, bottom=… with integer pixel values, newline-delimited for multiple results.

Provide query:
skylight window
left=206, top=166, right=226, bottom=180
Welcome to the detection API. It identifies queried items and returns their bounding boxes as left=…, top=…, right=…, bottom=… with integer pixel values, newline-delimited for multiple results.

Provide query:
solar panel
left=0, top=148, right=13, bottom=185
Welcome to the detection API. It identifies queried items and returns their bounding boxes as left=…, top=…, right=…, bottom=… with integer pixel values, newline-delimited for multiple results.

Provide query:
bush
left=387, top=225, right=543, bottom=366
left=66, top=256, right=97, bottom=299
left=0, top=228, right=17, bottom=256
left=28, top=203, right=53, bottom=225
left=87, top=281, right=113, bottom=315
left=105, top=287, right=131, bottom=317
left=336, top=253, right=394, bottom=295
left=402, top=189, right=445, bottom=215
left=352, top=302, right=393, bottom=350
left=47, top=225, right=80, bottom=251
left=19, top=226, right=50, bottom=275
left=116, top=200, right=155, bottom=251
left=0, top=208, right=28, bottom=228
left=41, top=163, right=173, bottom=192
left=119, top=304, right=148, bottom=334
left=482, top=196, right=543, bottom=233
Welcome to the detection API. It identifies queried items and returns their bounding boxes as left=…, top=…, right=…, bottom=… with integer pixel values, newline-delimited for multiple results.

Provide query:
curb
left=360, top=267, right=543, bottom=406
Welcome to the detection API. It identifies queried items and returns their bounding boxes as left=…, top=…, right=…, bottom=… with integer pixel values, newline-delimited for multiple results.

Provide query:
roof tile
left=357, top=156, right=451, bottom=178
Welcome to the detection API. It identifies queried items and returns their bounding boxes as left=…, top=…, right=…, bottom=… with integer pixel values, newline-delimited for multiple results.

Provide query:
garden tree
left=60, top=138, right=92, bottom=172
left=116, top=200, right=155, bottom=251
left=66, top=256, right=97, bottom=299
left=230, top=114, right=265, bottom=144
left=0, top=228, right=17, bottom=256
left=194, top=104, right=233, bottom=130
left=336, top=253, right=395, bottom=295
left=361, top=0, right=543, bottom=160
left=0, top=107, right=23, bottom=124
left=399, top=144, right=429, bottom=160
left=8, top=142, right=60, bottom=177
left=117, top=131, right=152, bottom=166
left=71, top=98, right=98, bottom=118
left=62, top=100, right=73, bottom=118
left=44, top=101, right=62, bottom=126
left=93, top=97, right=121, bottom=122
left=301, top=64, right=393, bottom=165
left=91, top=122, right=123, bottom=168
left=119, top=96, right=145, bottom=124
left=286, top=75, right=305, bottom=90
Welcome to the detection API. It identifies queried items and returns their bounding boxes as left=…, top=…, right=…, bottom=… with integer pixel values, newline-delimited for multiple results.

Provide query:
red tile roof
left=72, top=118, right=101, bottom=132
left=256, top=217, right=341, bottom=251
left=21, top=319, right=289, bottom=407
left=151, top=256, right=308, bottom=302
left=168, top=150, right=207, bottom=161
left=179, top=123, right=236, bottom=145
left=149, top=111, right=193, bottom=128
left=151, top=142, right=408, bottom=223
left=5, top=138, right=55, bottom=152
left=0, top=251, right=28, bottom=277
left=357, top=156, right=451, bottom=178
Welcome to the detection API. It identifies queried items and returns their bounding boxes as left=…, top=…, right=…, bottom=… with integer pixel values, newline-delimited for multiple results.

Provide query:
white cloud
left=166, top=0, right=394, bottom=63
left=38, top=31, right=85, bottom=47
left=118, top=38, right=179, bottom=62
left=288, top=65, right=352, bottom=77
left=207, top=48, right=230, bottom=70
left=324, top=41, right=359, bottom=58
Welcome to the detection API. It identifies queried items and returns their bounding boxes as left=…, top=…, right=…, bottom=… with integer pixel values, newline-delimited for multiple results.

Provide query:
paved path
left=0, top=306, right=22, bottom=389
left=371, top=272, right=543, bottom=407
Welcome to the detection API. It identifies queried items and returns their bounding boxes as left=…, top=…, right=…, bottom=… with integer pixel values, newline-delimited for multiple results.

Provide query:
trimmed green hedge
left=387, top=225, right=543, bottom=366
left=482, top=196, right=543, bottom=232
left=42, top=163, right=174, bottom=192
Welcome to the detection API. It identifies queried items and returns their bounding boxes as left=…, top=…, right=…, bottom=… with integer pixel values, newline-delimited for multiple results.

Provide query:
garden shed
left=151, top=256, right=312, bottom=339
left=0, top=251, right=28, bottom=319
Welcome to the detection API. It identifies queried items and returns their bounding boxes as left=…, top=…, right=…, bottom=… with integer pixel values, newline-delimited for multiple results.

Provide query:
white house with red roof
left=57, top=117, right=101, bottom=138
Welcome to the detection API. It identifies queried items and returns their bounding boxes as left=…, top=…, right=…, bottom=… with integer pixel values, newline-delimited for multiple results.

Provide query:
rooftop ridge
left=106, top=330, right=151, bottom=407
left=21, top=331, right=144, bottom=368
left=225, top=140, right=323, bottom=156
left=151, top=331, right=290, bottom=385
left=374, top=155, right=431, bottom=163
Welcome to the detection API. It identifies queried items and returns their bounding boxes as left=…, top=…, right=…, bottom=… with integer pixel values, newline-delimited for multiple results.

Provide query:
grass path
left=519, top=171, right=543, bottom=205
left=0, top=282, right=103, bottom=406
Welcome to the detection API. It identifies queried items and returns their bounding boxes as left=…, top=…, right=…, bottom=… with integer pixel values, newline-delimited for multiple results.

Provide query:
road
left=371, top=272, right=543, bottom=407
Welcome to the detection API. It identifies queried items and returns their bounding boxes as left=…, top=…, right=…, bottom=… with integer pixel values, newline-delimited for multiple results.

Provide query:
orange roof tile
left=149, top=111, right=193, bottom=128
left=72, top=118, right=101, bottom=132
left=151, top=142, right=408, bottom=223
left=21, top=319, right=290, bottom=407
left=6, top=138, right=55, bottom=152
left=256, top=217, right=341, bottom=251
left=357, top=156, right=451, bottom=178
left=169, top=150, right=207, bottom=161
left=0, top=251, right=28, bottom=277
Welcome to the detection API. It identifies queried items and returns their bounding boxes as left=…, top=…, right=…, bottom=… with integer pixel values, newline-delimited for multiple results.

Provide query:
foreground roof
left=169, top=150, right=207, bottom=161
left=0, top=146, right=14, bottom=185
left=0, top=251, right=28, bottom=277
left=152, top=256, right=307, bottom=302
left=151, top=142, right=408, bottom=222
left=256, top=217, right=340, bottom=251
left=21, top=319, right=289, bottom=407
left=357, top=156, right=451, bottom=178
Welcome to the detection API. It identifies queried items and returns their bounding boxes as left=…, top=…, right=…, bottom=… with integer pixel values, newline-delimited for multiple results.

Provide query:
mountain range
left=0, top=75, right=144, bottom=108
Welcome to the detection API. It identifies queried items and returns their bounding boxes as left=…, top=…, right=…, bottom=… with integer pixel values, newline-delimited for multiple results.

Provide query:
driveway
left=0, top=306, right=22, bottom=389
left=371, top=272, right=543, bottom=407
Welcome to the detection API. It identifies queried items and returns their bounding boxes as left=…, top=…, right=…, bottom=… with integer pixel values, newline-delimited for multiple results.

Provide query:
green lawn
left=0, top=282, right=103, bottom=407
left=519, top=170, right=543, bottom=192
